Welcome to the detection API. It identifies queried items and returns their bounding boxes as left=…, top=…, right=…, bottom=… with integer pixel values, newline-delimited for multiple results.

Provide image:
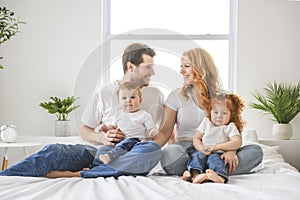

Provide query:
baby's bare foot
left=205, top=169, right=225, bottom=183
left=99, top=154, right=111, bottom=164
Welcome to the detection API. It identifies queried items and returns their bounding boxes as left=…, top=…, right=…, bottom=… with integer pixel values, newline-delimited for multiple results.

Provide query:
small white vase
left=272, top=123, right=293, bottom=140
left=55, top=120, right=71, bottom=137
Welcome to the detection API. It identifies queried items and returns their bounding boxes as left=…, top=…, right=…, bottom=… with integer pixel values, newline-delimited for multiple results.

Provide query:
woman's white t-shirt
left=165, top=88, right=206, bottom=139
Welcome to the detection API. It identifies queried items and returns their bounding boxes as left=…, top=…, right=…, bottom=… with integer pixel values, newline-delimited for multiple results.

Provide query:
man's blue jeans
left=81, top=141, right=161, bottom=178
left=0, top=141, right=162, bottom=178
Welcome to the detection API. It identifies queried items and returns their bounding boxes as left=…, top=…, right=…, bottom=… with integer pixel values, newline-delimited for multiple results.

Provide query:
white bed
left=0, top=141, right=299, bottom=200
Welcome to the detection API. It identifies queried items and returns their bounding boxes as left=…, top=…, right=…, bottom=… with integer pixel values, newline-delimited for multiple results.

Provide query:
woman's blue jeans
left=0, top=141, right=162, bottom=178
left=161, top=141, right=263, bottom=176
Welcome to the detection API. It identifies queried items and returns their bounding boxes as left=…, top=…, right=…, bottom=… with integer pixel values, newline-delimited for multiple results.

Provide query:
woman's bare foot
left=99, top=154, right=111, bottom=164
left=182, top=170, right=192, bottom=182
left=45, top=170, right=80, bottom=178
left=192, top=173, right=208, bottom=184
left=205, top=169, right=225, bottom=183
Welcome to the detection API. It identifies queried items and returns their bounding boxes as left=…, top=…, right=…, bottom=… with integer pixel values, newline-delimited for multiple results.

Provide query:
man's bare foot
left=99, top=154, right=111, bottom=164
left=45, top=170, right=80, bottom=178
left=205, top=169, right=225, bottom=183
left=192, top=173, right=208, bottom=184
left=182, top=170, right=192, bottom=182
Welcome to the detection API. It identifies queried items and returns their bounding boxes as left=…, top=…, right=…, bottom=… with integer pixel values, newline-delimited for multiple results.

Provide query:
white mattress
left=0, top=142, right=299, bottom=200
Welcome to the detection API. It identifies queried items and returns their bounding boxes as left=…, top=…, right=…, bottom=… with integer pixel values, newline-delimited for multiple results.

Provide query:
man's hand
left=103, top=128, right=125, bottom=146
left=220, top=151, right=239, bottom=175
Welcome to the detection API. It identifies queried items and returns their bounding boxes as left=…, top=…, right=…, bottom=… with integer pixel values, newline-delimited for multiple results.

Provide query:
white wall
left=0, top=0, right=299, bottom=139
left=237, top=0, right=300, bottom=139
left=0, top=0, right=102, bottom=136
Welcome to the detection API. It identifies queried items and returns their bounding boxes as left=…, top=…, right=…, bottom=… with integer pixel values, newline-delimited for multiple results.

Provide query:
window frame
left=101, top=0, right=237, bottom=91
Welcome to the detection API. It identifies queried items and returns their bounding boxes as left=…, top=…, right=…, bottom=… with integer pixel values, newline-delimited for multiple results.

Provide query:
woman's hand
left=220, top=151, right=239, bottom=175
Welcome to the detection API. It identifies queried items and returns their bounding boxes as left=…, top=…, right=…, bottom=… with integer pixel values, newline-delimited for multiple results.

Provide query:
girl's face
left=118, top=88, right=141, bottom=113
left=180, top=56, right=194, bottom=84
left=210, top=102, right=231, bottom=126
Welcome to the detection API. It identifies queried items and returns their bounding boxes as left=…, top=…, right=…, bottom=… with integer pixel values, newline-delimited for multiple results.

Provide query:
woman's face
left=180, top=56, right=194, bottom=84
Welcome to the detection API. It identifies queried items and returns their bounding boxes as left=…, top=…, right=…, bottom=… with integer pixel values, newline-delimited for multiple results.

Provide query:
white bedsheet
left=0, top=173, right=300, bottom=200
left=0, top=141, right=299, bottom=200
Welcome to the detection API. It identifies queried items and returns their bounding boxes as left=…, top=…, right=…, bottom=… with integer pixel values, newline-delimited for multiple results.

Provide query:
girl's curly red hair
left=204, top=92, right=246, bottom=133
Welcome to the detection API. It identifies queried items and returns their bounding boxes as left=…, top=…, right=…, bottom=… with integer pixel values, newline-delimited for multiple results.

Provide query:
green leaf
left=39, top=96, right=80, bottom=120
left=249, top=81, right=300, bottom=123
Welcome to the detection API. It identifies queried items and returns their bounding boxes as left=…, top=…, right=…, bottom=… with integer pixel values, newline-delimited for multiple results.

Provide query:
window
left=101, top=0, right=237, bottom=94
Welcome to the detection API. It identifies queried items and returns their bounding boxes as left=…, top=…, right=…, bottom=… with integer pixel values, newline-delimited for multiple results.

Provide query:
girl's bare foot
left=192, top=173, right=208, bottom=184
left=205, top=169, right=225, bottom=183
left=99, top=154, right=111, bottom=164
left=182, top=170, right=192, bottom=182
left=45, top=170, right=80, bottom=178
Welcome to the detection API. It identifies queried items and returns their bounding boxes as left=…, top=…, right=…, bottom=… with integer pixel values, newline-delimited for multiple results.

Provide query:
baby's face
left=210, top=103, right=231, bottom=126
left=118, top=89, right=141, bottom=113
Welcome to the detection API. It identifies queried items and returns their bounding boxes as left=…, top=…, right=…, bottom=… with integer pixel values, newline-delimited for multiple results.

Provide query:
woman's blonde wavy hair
left=180, top=48, right=220, bottom=109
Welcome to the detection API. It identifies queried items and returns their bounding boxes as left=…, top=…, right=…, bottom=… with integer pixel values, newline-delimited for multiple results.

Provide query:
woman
left=154, top=48, right=263, bottom=176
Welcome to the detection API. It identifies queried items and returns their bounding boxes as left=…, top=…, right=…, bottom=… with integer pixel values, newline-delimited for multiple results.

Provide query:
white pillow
left=245, top=141, right=298, bottom=174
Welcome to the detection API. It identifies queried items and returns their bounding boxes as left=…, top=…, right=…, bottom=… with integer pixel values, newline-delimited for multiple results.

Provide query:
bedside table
left=0, top=142, right=42, bottom=170
left=259, top=139, right=300, bottom=170
left=0, top=135, right=83, bottom=170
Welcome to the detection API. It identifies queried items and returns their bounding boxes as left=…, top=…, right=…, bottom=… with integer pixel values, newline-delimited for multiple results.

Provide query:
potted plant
left=0, top=6, right=25, bottom=69
left=249, top=81, right=300, bottom=140
left=39, top=96, right=80, bottom=136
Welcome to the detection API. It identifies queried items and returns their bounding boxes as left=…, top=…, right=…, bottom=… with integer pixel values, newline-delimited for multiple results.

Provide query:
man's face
left=131, top=54, right=155, bottom=86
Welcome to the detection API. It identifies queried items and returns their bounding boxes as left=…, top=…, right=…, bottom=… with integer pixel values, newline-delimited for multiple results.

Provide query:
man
left=0, top=43, right=164, bottom=178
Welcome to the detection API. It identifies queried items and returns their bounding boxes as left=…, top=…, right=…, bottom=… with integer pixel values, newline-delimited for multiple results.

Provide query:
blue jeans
left=95, top=138, right=140, bottom=164
left=187, top=151, right=228, bottom=183
left=81, top=141, right=162, bottom=178
left=0, top=141, right=162, bottom=178
left=0, top=144, right=96, bottom=177
left=161, top=141, right=263, bottom=176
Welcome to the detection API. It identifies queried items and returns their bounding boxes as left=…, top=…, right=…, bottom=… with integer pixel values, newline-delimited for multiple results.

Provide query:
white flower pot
left=55, top=120, right=71, bottom=137
left=272, top=123, right=293, bottom=140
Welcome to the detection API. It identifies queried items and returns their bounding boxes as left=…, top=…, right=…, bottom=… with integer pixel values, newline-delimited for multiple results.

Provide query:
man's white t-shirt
left=81, top=81, right=164, bottom=129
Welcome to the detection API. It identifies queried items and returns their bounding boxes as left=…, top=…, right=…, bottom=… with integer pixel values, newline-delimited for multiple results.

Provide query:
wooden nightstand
left=259, top=139, right=300, bottom=170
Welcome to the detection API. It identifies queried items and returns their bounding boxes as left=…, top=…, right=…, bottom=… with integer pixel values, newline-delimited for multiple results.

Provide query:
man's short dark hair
left=122, top=43, right=156, bottom=73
